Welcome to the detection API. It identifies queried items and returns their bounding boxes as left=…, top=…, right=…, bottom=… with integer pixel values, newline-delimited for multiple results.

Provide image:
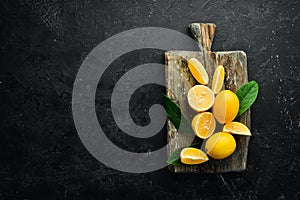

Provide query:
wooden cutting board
left=165, top=23, right=251, bottom=173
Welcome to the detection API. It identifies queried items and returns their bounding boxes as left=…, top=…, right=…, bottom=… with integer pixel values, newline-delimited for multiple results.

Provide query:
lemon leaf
left=164, top=95, right=193, bottom=134
left=167, top=147, right=184, bottom=166
left=163, top=94, right=181, bottom=127
left=235, top=81, right=259, bottom=117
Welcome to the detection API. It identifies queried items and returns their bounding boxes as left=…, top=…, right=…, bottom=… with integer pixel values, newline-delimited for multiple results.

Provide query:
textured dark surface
left=0, top=0, right=300, bottom=199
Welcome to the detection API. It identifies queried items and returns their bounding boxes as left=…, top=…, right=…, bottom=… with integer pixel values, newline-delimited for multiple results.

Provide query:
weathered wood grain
left=166, top=23, right=250, bottom=173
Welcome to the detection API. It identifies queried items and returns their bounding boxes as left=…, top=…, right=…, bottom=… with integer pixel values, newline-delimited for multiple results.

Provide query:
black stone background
left=0, top=0, right=300, bottom=199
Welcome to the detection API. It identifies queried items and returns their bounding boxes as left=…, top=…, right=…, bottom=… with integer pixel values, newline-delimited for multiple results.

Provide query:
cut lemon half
left=187, top=85, right=214, bottom=112
left=180, top=147, right=209, bottom=165
left=192, top=112, right=216, bottom=139
left=222, top=121, right=251, bottom=136
left=188, top=58, right=209, bottom=85
left=212, top=65, right=225, bottom=94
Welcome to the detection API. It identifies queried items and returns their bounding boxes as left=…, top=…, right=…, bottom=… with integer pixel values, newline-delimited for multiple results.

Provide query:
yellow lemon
left=213, top=90, right=239, bottom=124
left=212, top=65, right=225, bottom=94
left=188, top=58, right=209, bottom=85
left=180, top=147, right=209, bottom=165
left=205, top=132, right=236, bottom=159
left=223, top=121, right=251, bottom=136
left=187, top=85, right=214, bottom=112
left=191, top=112, right=216, bottom=139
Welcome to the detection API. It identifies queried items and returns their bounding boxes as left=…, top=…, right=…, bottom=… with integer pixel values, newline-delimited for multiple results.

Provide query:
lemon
left=188, top=58, right=209, bottom=85
left=191, top=112, right=216, bottom=139
left=205, top=132, right=236, bottom=159
left=213, top=90, right=239, bottom=124
left=180, top=147, right=209, bottom=165
left=187, top=85, right=214, bottom=112
left=223, top=121, right=251, bottom=136
left=212, top=65, right=225, bottom=94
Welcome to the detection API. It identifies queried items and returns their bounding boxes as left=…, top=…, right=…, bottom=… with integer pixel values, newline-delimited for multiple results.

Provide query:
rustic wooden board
left=166, top=23, right=250, bottom=173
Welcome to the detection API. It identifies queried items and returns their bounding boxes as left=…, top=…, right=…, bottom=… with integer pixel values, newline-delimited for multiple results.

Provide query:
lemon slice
left=212, top=65, right=225, bottom=94
left=222, top=121, right=252, bottom=136
left=188, top=58, right=209, bottom=85
left=180, top=147, right=209, bottom=165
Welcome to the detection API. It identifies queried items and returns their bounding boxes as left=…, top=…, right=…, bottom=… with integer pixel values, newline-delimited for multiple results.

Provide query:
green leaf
left=163, top=95, right=181, bottom=129
left=167, top=147, right=184, bottom=166
left=235, top=81, right=259, bottom=117
left=163, top=95, right=193, bottom=134
left=167, top=143, right=203, bottom=166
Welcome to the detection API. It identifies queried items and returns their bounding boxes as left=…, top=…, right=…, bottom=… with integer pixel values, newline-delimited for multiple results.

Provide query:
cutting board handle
left=189, top=23, right=216, bottom=52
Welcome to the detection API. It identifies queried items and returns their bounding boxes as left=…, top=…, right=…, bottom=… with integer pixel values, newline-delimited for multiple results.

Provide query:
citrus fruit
left=223, top=121, right=251, bottom=136
left=212, top=65, right=225, bottom=94
left=191, top=112, right=216, bottom=139
left=213, top=90, right=239, bottom=124
left=188, top=58, right=209, bottom=85
left=187, top=85, right=214, bottom=112
left=205, top=132, right=236, bottom=159
left=180, top=147, right=209, bottom=165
